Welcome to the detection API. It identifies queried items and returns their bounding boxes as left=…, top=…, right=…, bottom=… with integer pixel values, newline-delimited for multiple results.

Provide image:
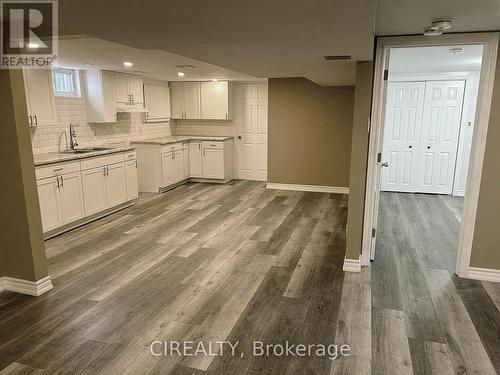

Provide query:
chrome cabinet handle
left=34, top=115, right=38, bottom=126
left=135, top=160, right=138, bottom=168
left=29, top=115, right=33, bottom=127
left=56, top=176, right=60, bottom=188
left=103, top=166, right=107, bottom=176
left=60, top=175, right=64, bottom=187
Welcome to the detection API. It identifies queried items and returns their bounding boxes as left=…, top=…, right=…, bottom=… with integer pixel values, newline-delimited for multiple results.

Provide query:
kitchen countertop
left=33, top=144, right=136, bottom=167
left=130, top=135, right=234, bottom=146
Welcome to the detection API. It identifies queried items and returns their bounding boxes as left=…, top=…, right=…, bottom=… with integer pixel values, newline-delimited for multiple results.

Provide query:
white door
left=183, top=82, right=201, bottom=119
left=106, top=163, right=127, bottom=207
left=24, top=69, right=56, bottom=126
left=188, top=142, right=202, bottom=177
left=161, top=152, right=175, bottom=186
left=235, top=83, right=268, bottom=181
left=381, top=82, right=426, bottom=192
left=125, top=160, right=139, bottom=200
left=201, top=81, right=229, bottom=119
left=82, top=167, right=108, bottom=216
left=169, top=82, right=184, bottom=119
left=417, top=80, right=465, bottom=194
left=128, top=76, right=143, bottom=103
left=59, top=171, right=85, bottom=225
left=36, top=176, right=62, bottom=232
left=202, top=148, right=224, bottom=179
left=114, top=73, right=130, bottom=103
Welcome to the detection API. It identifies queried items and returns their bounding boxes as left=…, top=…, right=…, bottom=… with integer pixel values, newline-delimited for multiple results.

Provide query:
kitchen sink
left=60, top=147, right=114, bottom=154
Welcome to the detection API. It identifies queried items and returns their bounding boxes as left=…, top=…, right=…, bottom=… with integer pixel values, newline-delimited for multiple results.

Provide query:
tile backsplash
left=30, top=92, right=173, bottom=154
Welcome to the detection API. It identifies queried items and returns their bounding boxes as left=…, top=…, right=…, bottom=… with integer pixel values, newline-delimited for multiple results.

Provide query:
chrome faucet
left=69, top=123, right=78, bottom=150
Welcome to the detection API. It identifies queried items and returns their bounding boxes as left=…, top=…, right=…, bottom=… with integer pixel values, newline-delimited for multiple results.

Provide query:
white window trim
left=52, top=68, right=81, bottom=97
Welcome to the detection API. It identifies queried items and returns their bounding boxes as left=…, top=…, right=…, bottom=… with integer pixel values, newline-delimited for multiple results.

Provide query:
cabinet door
left=129, top=76, right=144, bottom=103
left=59, top=171, right=85, bottom=225
left=201, top=81, right=229, bottom=119
left=114, top=73, right=130, bottom=103
left=106, top=163, right=127, bottom=207
left=183, top=82, right=201, bottom=119
left=125, top=160, right=139, bottom=200
left=82, top=166, right=108, bottom=216
left=161, top=152, right=175, bottom=186
left=169, top=82, right=184, bottom=119
left=144, top=84, right=171, bottom=120
left=202, top=148, right=225, bottom=179
left=183, top=146, right=190, bottom=179
left=188, top=142, right=202, bottom=177
left=102, top=71, right=117, bottom=122
left=24, top=69, right=56, bottom=126
left=173, top=151, right=184, bottom=182
left=37, top=176, right=63, bottom=232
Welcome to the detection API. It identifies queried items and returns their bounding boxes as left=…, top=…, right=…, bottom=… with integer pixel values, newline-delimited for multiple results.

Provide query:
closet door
left=381, top=82, right=426, bottom=192
left=417, top=80, right=465, bottom=195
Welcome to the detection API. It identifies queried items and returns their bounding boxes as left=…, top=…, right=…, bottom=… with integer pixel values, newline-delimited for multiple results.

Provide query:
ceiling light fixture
left=177, top=72, right=185, bottom=77
left=123, top=61, right=133, bottom=67
left=424, top=18, right=453, bottom=36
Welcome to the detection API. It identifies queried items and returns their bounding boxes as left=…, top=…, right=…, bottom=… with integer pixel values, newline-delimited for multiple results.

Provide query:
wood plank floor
left=0, top=183, right=498, bottom=374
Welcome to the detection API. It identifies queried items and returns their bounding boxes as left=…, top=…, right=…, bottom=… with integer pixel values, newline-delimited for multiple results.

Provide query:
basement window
left=52, top=68, right=81, bottom=97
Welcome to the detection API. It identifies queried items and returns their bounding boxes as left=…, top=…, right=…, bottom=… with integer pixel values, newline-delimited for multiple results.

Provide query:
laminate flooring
left=0, top=183, right=498, bottom=374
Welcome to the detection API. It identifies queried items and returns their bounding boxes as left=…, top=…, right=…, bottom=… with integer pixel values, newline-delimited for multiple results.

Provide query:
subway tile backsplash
left=30, top=93, right=173, bottom=154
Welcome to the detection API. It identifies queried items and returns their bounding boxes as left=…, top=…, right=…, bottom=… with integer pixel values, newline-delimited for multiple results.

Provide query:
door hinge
left=371, top=228, right=376, bottom=238
left=377, top=152, right=382, bottom=163
left=383, top=69, right=389, bottom=81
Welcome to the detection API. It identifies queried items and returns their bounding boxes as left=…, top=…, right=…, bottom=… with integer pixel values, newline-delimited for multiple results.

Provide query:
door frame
left=361, top=33, right=499, bottom=279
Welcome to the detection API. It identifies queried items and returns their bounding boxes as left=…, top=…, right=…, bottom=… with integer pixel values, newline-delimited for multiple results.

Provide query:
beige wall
left=268, top=78, right=354, bottom=187
left=470, top=45, right=500, bottom=270
left=345, top=62, right=374, bottom=260
left=0, top=70, right=50, bottom=281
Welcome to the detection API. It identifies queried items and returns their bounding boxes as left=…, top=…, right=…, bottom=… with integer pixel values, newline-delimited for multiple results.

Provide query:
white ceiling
left=57, top=0, right=377, bottom=86
left=56, top=36, right=259, bottom=82
left=389, top=45, right=484, bottom=74
left=55, top=0, right=500, bottom=86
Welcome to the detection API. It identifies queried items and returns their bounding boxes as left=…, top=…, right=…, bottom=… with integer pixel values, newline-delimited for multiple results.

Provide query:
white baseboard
left=2, top=276, right=53, bottom=296
left=343, top=257, right=361, bottom=272
left=266, top=183, right=349, bottom=194
left=467, top=267, right=500, bottom=283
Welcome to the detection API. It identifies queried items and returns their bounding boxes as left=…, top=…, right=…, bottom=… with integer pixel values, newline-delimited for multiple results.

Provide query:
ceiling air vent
left=175, top=64, right=195, bottom=68
left=324, top=55, right=351, bottom=60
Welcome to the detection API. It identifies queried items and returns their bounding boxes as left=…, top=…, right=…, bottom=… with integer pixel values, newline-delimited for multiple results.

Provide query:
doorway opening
left=361, top=34, right=499, bottom=278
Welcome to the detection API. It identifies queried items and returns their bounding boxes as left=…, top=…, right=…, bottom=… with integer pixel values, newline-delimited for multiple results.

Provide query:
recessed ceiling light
left=27, top=42, right=39, bottom=49
left=123, top=61, right=133, bottom=67
left=449, top=47, right=464, bottom=55
left=430, top=19, right=453, bottom=30
left=177, top=72, right=185, bottom=77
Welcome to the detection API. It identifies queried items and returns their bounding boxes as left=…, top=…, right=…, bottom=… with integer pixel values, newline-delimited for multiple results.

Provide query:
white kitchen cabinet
left=114, top=73, right=144, bottom=105
left=125, top=159, right=139, bottom=200
left=84, top=69, right=117, bottom=123
left=58, top=171, right=85, bottom=224
left=23, top=68, right=57, bottom=127
left=82, top=166, right=108, bottom=216
left=161, top=152, right=176, bottom=187
left=169, top=82, right=201, bottom=119
left=200, top=81, right=233, bottom=119
left=105, top=163, right=127, bottom=207
left=173, top=150, right=185, bottom=182
left=37, top=176, right=63, bottom=232
left=188, top=141, right=202, bottom=177
left=144, top=84, right=171, bottom=121
left=202, top=147, right=225, bottom=179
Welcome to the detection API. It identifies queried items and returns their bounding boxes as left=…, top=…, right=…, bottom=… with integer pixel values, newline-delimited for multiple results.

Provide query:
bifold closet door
left=381, top=82, right=426, bottom=192
left=416, top=80, right=465, bottom=195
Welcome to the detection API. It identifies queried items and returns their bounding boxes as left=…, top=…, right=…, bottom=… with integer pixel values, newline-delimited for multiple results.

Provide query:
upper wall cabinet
left=23, top=68, right=57, bottom=127
left=201, top=81, right=233, bottom=119
left=144, top=83, right=171, bottom=121
left=114, top=73, right=144, bottom=106
left=170, top=81, right=233, bottom=120
left=83, top=70, right=117, bottom=123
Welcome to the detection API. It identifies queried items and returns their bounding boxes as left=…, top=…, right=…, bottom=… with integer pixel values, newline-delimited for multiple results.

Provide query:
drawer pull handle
left=53, top=168, right=64, bottom=172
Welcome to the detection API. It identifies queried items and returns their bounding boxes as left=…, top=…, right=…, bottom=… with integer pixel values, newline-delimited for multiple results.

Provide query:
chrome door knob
left=381, top=162, right=389, bottom=167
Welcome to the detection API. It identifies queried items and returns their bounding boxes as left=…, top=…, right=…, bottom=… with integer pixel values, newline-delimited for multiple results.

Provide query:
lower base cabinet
left=36, top=150, right=138, bottom=236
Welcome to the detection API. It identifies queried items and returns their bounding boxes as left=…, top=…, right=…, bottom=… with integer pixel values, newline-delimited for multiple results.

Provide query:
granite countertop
left=34, top=144, right=136, bottom=167
left=130, top=135, right=234, bottom=145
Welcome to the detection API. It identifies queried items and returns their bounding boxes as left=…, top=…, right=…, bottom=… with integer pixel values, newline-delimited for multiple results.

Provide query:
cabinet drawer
left=124, top=150, right=137, bottom=160
left=161, top=142, right=183, bottom=154
left=36, top=160, right=80, bottom=180
left=80, top=153, right=124, bottom=170
left=202, top=141, right=224, bottom=150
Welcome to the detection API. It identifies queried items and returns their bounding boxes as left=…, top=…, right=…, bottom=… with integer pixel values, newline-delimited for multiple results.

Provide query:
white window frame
left=52, top=68, right=81, bottom=97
